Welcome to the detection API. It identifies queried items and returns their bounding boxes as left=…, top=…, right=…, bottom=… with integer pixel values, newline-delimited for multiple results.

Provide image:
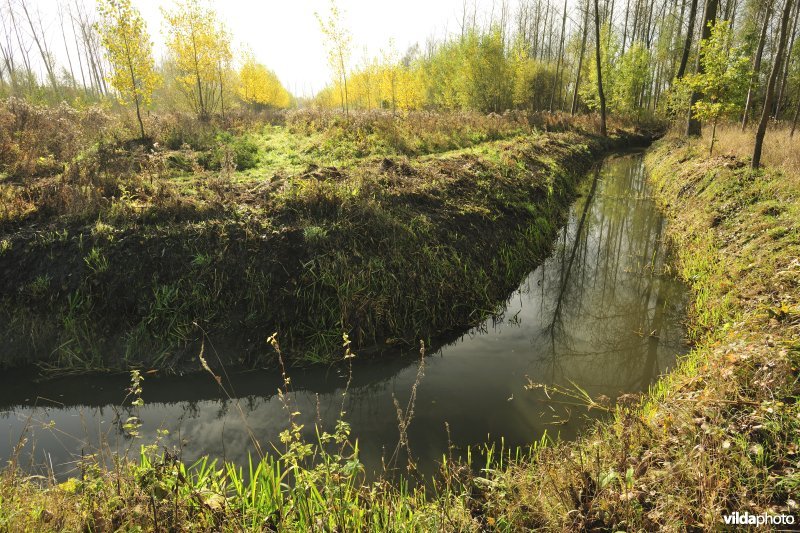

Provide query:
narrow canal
left=0, top=150, right=688, bottom=480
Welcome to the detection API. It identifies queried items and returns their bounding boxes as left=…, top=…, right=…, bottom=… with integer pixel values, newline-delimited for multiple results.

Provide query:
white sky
left=24, top=0, right=534, bottom=97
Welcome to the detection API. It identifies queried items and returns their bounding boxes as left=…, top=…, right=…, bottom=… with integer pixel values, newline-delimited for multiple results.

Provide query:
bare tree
left=20, top=1, right=59, bottom=94
left=549, top=0, right=568, bottom=111
left=774, top=0, right=799, bottom=118
left=58, top=2, right=77, bottom=91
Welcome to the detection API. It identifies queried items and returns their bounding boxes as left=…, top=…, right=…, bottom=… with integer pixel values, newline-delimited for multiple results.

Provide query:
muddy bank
left=0, top=130, right=652, bottom=370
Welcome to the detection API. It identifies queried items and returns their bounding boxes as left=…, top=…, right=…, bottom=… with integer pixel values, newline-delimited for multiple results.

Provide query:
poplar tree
left=316, top=0, right=352, bottom=116
left=96, top=0, right=159, bottom=140
left=162, top=0, right=231, bottom=120
left=238, top=53, right=292, bottom=109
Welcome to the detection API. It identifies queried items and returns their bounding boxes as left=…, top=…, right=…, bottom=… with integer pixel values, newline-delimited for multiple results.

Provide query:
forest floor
left=1, top=132, right=798, bottom=531
left=0, top=108, right=652, bottom=371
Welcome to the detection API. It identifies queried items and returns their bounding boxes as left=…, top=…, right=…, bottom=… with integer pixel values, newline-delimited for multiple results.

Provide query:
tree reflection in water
left=0, top=152, right=688, bottom=480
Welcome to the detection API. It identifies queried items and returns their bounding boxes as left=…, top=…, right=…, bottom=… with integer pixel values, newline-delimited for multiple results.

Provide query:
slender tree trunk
left=8, top=1, right=34, bottom=94
left=631, top=0, right=640, bottom=42
left=742, top=0, right=774, bottom=130
left=594, top=0, right=607, bottom=136
left=676, top=0, right=698, bottom=79
left=58, top=7, right=77, bottom=91
left=122, top=34, right=146, bottom=140
left=339, top=48, right=349, bottom=117
left=687, top=0, right=718, bottom=136
left=729, top=0, right=739, bottom=31
left=76, top=5, right=105, bottom=96
left=549, top=0, right=568, bottom=112
left=218, top=65, right=226, bottom=120
left=671, top=0, right=686, bottom=70
left=791, top=91, right=800, bottom=136
left=572, top=0, right=590, bottom=115
left=710, top=118, right=717, bottom=154
left=621, top=0, right=631, bottom=54
left=188, top=21, right=206, bottom=119
left=0, top=15, right=18, bottom=95
left=645, top=0, right=656, bottom=46
left=775, top=0, right=799, bottom=119
left=753, top=0, right=794, bottom=169
left=20, top=2, right=58, bottom=94
left=532, top=2, right=542, bottom=59
left=69, top=3, right=90, bottom=96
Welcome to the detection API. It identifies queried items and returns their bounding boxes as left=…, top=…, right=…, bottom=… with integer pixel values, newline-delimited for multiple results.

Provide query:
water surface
left=0, top=151, right=688, bottom=479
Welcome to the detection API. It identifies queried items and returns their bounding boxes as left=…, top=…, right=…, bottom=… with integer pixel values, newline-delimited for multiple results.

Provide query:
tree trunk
left=123, top=34, right=146, bottom=140
left=742, top=0, right=774, bottom=130
left=58, top=6, right=77, bottom=91
left=594, top=0, right=607, bottom=136
left=69, top=3, right=90, bottom=96
left=20, top=2, right=59, bottom=95
left=687, top=0, right=718, bottom=136
left=753, top=0, right=794, bottom=169
left=572, top=0, right=590, bottom=115
left=621, top=0, right=631, bottom=54
left=8, top=1, right=35, bottom=95
left=549, top=0, right=568, bottom=112
left=676, top=0, right=698, bottom=79
left=218, top=65, right=226, bottom=120
left=774, top=0, right=799, bottom=119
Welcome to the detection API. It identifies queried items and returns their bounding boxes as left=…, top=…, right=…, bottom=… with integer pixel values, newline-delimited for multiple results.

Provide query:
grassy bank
left=476, top=135, right=800, bottom=529
left=0, top=105, right=650, bottom=370
left=2, top=134, right=797, bottom=530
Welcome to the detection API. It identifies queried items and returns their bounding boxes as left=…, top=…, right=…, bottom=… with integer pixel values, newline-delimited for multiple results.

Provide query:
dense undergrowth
left=1, top=134, right=797, bottom=531
left=0, top=102, right=651, bottom=370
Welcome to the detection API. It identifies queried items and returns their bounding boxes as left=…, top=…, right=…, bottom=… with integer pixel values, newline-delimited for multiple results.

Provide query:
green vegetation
left=677, top=21, right=751, bottom=154
left=0, top=104, right=651, bottom=371
left=2, top=137, right=798, bottom=530
left=1, top=0, right=800, bottom=528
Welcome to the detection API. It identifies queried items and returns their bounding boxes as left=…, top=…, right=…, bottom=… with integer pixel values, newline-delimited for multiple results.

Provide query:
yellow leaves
left=162, top=0, right=232, bottom=116
left=200, top=491, right=226, bottom=511
left=316, top=0, right=352, bottom=111
left=237, top=55, right=291, bottom=109
left=316, top=60, right=426, bottom=111
left=58, top=478, right=81, bottom=495
left=96, top=0, right=160, bottom=109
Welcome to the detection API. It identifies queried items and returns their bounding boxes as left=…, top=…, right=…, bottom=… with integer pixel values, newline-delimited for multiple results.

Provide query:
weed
left=83, top=247, right=109, bottom=274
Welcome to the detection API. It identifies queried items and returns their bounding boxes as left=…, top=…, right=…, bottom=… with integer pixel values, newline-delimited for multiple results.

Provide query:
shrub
left=0, top=98, right=116, bottom=179
left=197, top=133, right=260, bottom=171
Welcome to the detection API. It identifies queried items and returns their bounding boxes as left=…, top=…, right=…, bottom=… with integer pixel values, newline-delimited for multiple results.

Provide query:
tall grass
left=699, top=122, right=800, bottom=183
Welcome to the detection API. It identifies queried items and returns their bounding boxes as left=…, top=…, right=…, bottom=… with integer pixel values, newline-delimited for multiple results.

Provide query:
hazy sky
left=26, top=0, right=530, bottom=97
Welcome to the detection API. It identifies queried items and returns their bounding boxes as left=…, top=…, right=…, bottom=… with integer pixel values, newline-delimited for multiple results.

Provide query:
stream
left=0, top=150, right=689, bottom=480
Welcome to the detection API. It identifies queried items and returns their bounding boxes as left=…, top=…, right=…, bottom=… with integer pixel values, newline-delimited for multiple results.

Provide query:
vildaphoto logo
left=722, top=511, right=796, bottom=527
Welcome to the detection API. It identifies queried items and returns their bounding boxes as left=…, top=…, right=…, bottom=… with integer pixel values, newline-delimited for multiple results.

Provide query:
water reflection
left=0, top=151, right=688, bottom=480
